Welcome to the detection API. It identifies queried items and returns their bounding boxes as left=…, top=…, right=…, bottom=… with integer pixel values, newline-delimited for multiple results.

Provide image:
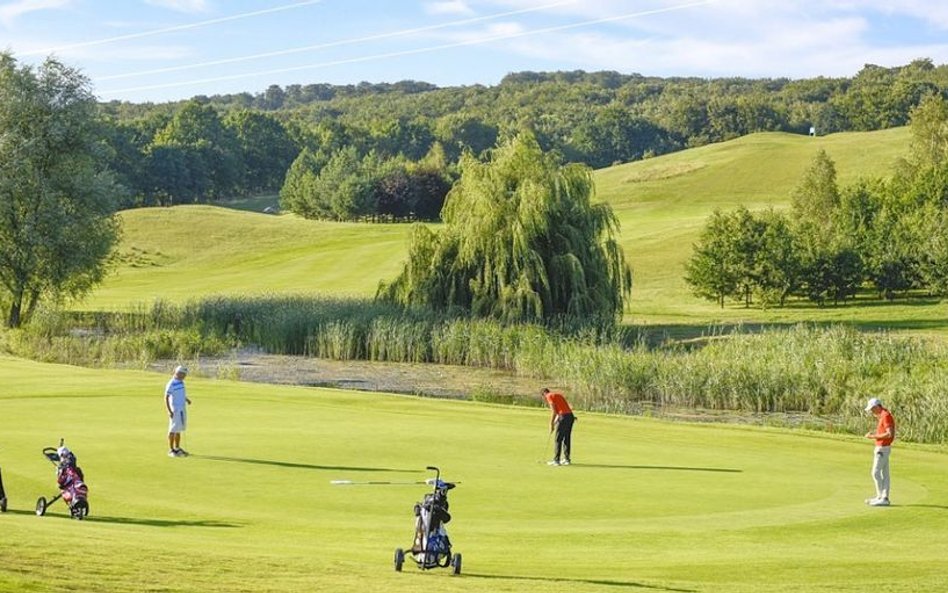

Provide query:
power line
left=20, top=0, right=325, bottom=57
left=98, top=1, right=713, bottom=98
left=97, top=0, right=580, bottom=82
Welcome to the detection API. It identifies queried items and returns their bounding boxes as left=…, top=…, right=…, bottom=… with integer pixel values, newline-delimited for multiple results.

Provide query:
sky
left=2, top=0, right=948, bottom=104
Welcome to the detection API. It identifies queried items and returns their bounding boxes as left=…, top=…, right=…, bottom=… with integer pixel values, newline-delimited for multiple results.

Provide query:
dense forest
left=97, top=58, right=948, bottom=219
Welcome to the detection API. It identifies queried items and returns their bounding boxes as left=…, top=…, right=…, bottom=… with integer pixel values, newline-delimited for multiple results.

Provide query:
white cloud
left=425, top=1, right=474, bottom=16
left=144, top=0, right=210, bottom=13
left=426, top=0, right=948, bottom=79
left=0, top=0, right=71, bottom=28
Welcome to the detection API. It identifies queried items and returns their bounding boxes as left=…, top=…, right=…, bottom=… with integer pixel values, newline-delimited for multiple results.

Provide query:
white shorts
left=168, top=409, right=187, bottom=433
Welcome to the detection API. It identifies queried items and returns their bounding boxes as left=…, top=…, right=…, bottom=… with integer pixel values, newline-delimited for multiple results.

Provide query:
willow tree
left=378, top=132, right=632, bottom=324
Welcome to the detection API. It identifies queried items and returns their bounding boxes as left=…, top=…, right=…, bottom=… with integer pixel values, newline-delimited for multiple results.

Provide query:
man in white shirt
left=165, top=366, right=192, bottom=457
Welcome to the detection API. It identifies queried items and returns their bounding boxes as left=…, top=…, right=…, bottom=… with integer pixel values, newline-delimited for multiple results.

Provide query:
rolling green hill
left=81, top=127, right=948, bottom=334
left=2, top=355, right=947, bottom=592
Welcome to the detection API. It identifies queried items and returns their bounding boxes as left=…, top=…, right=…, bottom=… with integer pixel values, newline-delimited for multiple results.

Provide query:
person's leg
left=561, top=414, right=574, bottom=463
left=177, top=410, right=188, bottom=454
left=876, top=446, right=891, bottom=499
left=172, top=432, right=181, bottom=450
left=168, top=432, right=175, bottom=452
left=871, top=446, right=889, bottom=499
left=553, top=419, right=565, bottom=462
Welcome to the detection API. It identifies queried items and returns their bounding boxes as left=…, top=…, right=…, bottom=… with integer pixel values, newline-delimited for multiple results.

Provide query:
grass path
left=2, top=355, right=947, bottom=592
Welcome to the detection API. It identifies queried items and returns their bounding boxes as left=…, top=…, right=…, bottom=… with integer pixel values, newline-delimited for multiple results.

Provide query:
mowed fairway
left=2, top=355, right=948, bottom=593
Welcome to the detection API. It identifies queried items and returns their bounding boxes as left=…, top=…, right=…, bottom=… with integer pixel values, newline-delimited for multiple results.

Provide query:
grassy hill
left=81, top=127, right=948, bottom=335
left=2, top=355, right=947, bottom=592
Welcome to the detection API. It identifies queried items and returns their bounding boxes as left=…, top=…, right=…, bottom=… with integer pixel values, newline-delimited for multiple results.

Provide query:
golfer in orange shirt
left=541, top=388, right=576, bottom=466
left=864, top=397, right=895, bottom=507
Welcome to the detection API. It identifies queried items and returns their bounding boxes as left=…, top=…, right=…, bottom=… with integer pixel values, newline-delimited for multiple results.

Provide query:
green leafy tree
left=753, top=209, right=801, bottom=307
left=0, top=54, right=121, bottom=327
left=223, top=110, right=298, bottom=192
left=570, top=104, right=669, bottom=167
left=378, top=132, right=632, bottom=324
left=279, top=147, right=322, bottom=217
left=684, top=210, right=742, bottom=308
left=917, top=204, right=948, bottom=295
left=791, top=149, right=840, bottom=228
left=280, top=146, right=376, bottom=221
left=150, top=100, right=241, bottom=200
left=434, top=114, right=498, bottom=161
left=797, top=244, right=863, bottom=306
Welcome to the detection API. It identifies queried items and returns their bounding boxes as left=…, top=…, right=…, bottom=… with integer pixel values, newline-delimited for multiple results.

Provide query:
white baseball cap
left=174, top=365, right=188, bottom=375
left=865, top=397, right=883, bottom=412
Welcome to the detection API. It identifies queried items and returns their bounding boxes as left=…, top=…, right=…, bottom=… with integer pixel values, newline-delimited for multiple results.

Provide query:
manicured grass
left=83, top=128, right=948, bottom=336
left=95, top=206, right=413, bottom=309
left=2, top=355, right=948, bottom=592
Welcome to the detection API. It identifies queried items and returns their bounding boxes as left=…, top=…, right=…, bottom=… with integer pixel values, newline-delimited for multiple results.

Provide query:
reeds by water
left=8, top=297, right=947, bottom=442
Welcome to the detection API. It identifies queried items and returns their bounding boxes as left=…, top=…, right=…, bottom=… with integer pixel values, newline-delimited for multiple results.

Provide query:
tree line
left=686, top=94, right=948, bottom=308
left=96, top=58, right=948, bottom=219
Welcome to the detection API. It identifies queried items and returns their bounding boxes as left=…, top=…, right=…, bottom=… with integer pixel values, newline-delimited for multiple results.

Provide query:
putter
left=536, top=430, right=553, bottom=464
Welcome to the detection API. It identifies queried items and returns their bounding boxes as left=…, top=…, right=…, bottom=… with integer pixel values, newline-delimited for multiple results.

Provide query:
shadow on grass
left=464, top=572, right=696, bottom=592
left=902, top=504, right=948, bottom=510
left=91, top=515, right=241, bottom=528
left=570, top=463, right=741, bottom=473
left=2, top=508, right=240, bottom=527
left=191, top=454, right=418, bottom=474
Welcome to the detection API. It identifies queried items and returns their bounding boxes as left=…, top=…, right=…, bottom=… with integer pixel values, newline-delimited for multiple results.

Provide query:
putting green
left=1, top=355, right=947, bottom=592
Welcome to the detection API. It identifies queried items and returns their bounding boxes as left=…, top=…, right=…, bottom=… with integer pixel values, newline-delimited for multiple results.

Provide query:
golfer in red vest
left=864, top=397, right=895, bottom=507
left=542, top=388, right=576, bottom=466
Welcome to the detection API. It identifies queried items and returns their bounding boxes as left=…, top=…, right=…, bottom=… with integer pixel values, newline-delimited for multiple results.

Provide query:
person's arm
left=166, top=392, right=173, bottom=418
left=549, top=407, right=558, bottom=433
left=865, top=420, right=893, bottom=440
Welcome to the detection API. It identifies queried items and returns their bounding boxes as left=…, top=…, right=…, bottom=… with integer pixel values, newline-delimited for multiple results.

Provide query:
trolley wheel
left=71, top=499, right=89, bottom=520
left=35, top=497, right=47, bottom=517
left=451, top=552, right=462, bottom=575
left=0, top=497, right=7, bottom=513
left=394, top=548, right=405, bottom=572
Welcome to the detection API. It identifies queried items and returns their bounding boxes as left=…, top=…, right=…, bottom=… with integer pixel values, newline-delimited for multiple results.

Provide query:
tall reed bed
left=6, top=297, right=948, bottom=442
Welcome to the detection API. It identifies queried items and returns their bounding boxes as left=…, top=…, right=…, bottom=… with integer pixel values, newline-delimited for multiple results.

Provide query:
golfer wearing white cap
left=165, top=365, right=192, bottom=457
left=864, top=397, right=895, bottom=506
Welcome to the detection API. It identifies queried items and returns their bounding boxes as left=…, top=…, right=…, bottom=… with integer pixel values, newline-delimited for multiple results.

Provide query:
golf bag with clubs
left=36, top=439, right=89, bottom=520
left=394, top=466, right=461, bottom=575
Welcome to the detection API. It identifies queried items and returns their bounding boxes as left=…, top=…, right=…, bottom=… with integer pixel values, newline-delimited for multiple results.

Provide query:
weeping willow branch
left=378, top=131, right=632, bottom=325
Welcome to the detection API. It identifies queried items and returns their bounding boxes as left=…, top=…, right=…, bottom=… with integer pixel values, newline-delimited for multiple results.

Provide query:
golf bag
left=394, top=466, right=461, bottom=575
left=0, top=466, right=7, bottom=513
left=36, top=440, right=89, bottom=520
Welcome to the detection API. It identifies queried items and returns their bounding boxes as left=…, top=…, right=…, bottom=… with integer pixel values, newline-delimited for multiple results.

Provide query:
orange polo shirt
left=545, top=391, right=572, bottom=415
left=875, top=408, right=895, bottom=446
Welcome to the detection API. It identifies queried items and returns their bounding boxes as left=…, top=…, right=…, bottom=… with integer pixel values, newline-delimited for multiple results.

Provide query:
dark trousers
left=554, top=413, right=575, bottom=462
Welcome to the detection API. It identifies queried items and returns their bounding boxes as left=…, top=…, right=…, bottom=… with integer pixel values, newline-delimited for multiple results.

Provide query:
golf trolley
left=394, top=466, right=461, bottom=575
left=36, top=439, right=89, bottom=520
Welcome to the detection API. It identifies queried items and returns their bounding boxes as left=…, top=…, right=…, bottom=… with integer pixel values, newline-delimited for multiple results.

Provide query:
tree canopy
left=0, top=54, right=122, bottom=327
left=378, top=132, right=632, bottom=324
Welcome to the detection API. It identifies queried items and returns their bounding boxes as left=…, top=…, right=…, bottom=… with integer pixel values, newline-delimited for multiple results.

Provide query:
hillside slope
left=82, top=127, right=948, bottom=332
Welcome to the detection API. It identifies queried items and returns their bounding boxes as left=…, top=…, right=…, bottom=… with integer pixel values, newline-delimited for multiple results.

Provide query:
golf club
left=536, top=429, right=553, bottom=464
left=330, top=479, right=462, bottom=486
